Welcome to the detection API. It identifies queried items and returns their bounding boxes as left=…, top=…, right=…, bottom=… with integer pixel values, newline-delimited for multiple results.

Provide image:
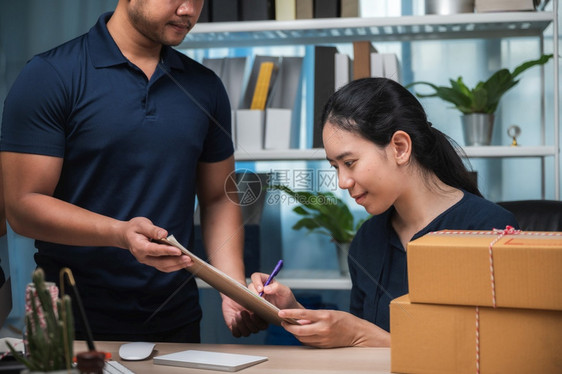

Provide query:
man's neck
left=107, top=7, right=161, bottom=80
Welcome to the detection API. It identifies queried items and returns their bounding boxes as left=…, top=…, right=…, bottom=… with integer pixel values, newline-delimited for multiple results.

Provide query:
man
left=1, top=0, right=264, bottom=342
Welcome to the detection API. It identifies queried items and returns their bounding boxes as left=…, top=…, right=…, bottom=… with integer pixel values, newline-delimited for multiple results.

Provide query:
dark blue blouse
left=348, top=191, right=519, bottom=332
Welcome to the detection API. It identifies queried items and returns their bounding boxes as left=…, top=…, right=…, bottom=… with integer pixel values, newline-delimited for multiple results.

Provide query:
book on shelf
left=221, top=57, right=248, bottom=111
left=340, top=0, right=359, bottom=17
left=275, top=0, right=296, bottom=20
left=335, top=52, right=352, bottom=90
left=202, top=57, right=248, bottom=101
left=296, top=0, right=314, bottom=19
left=313, top=46, right=338, bottom=148
left=198, top=0, right=210, bottom=22
left=202, top=57, right=225, bottom=77
left=353, top=41, right=378, bottom=80
left=240, top=0, right=275, bottom=21
left=370, top=52, right=384, bottom=78
left=221, top=57, right=248, bottom=147
left=475, top=0, right=537, bottom=12
left=211, top=0, right=240, bottom=21
left=238, top=56, right=280, bottom=151
left=313, top=0, right=339, bottom=18
left=265, top=56, right=304, bottom=149
left=267, top=56, right=303, bottom=110
left=370, top=52, right=401, bottom=83
left=241, top=56, right=280, bottom=109
left=250, top=61, right=277, bottom=110
left=202, top=57, right=248, bottom=147
left=382, top=53, right=401, bottom=83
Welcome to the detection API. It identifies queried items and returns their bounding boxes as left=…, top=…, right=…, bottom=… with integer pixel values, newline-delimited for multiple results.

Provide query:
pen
left=259, top=259, right=283, bottom=297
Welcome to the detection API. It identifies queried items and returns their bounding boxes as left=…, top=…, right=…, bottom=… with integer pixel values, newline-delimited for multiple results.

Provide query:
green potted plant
left=7, top=268, right=76, bottom=373
left=270, top=185, right=368, bottom=275
left=406, top=54, right=553, bottom=145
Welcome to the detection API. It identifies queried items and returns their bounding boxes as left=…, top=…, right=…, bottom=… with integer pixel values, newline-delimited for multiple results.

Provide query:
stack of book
left=202, top=56, right=248, bottom=149
left=313, top=42, right=402, bottom=147
left=237, top=55, right=303, bottom=151
left=198, top=0, right=359, bottom=22
left=391, top=229, right=562, bottom=373
left=203, top=54, right=303, bottom=151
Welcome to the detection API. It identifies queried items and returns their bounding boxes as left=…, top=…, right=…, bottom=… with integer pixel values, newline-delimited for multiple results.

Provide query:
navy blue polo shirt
left=1, top=13, right=233, bottom=335
left=348, top=191, right=519, bottom=332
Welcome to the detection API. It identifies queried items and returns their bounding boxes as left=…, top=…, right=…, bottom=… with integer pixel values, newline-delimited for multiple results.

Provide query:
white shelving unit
left=182, top=11, right=554, bottom=47
left=234, top=145, right=558, bottom=161
left=183, top=7, right=560, bottom=199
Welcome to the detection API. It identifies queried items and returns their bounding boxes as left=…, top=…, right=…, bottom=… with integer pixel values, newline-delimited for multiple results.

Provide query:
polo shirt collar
left=161, top=44, right=184, bottom=71
left=88, top=12, right=185, bottom=71
left=88, top=12, right=127, bottom=68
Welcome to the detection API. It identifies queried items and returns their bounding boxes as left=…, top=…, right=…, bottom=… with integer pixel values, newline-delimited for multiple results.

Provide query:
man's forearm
left=200, top=198, right=246, bottom=284
left=7, top=193, right=126, bottom=248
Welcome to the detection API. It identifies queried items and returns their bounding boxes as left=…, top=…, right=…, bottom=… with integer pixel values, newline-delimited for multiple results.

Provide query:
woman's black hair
left=320, top=77, right=482, bottom=197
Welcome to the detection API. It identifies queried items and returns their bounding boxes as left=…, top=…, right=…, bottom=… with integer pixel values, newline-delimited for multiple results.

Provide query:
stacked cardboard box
left=390, top=230, right=562, bottom=373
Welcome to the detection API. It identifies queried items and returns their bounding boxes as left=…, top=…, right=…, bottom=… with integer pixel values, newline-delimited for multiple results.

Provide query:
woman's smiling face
left=322, top=122, right=403, bottom=215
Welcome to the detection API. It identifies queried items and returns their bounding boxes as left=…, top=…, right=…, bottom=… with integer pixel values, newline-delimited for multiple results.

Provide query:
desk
left=75, top=341, right=391, bottom=373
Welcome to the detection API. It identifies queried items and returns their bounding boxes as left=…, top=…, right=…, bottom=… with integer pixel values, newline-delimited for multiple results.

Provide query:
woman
left=251, top=77, right=518, bottom=348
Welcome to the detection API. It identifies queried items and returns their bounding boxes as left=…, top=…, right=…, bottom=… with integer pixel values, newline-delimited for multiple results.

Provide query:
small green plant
left=7, top=268, right=74, bottom=372
left=270, top=185, right=368, bottom=244
left=406, top=54, right=553, bottom=114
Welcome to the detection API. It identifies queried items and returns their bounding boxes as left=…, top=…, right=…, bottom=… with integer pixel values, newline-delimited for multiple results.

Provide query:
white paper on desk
left=153, top=350, right=268, bottom=372
left=154, top=235, right=299, bottom=326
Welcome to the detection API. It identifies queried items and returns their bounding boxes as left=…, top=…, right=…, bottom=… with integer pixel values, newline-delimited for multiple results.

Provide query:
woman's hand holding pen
left=250, top=271, right=391, bottom=348
left=249, top=272, right=302, bottom=310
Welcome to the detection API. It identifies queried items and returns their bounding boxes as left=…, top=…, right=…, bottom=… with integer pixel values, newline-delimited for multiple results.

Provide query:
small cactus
left=7, top=268, right=74, bottom=372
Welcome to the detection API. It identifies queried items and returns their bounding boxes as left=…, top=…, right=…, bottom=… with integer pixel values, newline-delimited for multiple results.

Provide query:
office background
left=0, top=0, right=560, bottom=344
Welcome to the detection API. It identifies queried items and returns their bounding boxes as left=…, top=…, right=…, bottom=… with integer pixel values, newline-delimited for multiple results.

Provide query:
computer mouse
left=118, top=342, right=156, bottom=361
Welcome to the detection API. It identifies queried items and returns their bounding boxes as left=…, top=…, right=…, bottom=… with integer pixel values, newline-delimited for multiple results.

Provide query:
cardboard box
left=390, top=294, right=562, bottom=374
left=407, top=230, right=562, bottom=310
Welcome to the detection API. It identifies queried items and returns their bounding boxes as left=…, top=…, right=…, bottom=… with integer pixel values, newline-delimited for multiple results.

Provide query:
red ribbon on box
left=488, top=225, right=520, bottom=308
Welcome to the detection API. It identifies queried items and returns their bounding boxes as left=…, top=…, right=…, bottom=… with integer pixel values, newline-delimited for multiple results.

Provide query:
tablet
left=153, top=350, right=268, bottom=372
left=155, top=235, right=299, bottom=326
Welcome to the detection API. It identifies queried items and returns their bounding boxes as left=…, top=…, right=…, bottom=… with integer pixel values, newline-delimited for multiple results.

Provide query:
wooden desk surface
left=75, top=341, right=391, bottom=373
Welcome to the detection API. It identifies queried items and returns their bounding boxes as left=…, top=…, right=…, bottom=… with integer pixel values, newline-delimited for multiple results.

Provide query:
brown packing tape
left=390, top=295, right=562, bottom=374
left=407, top=230, right=562, bottom=310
